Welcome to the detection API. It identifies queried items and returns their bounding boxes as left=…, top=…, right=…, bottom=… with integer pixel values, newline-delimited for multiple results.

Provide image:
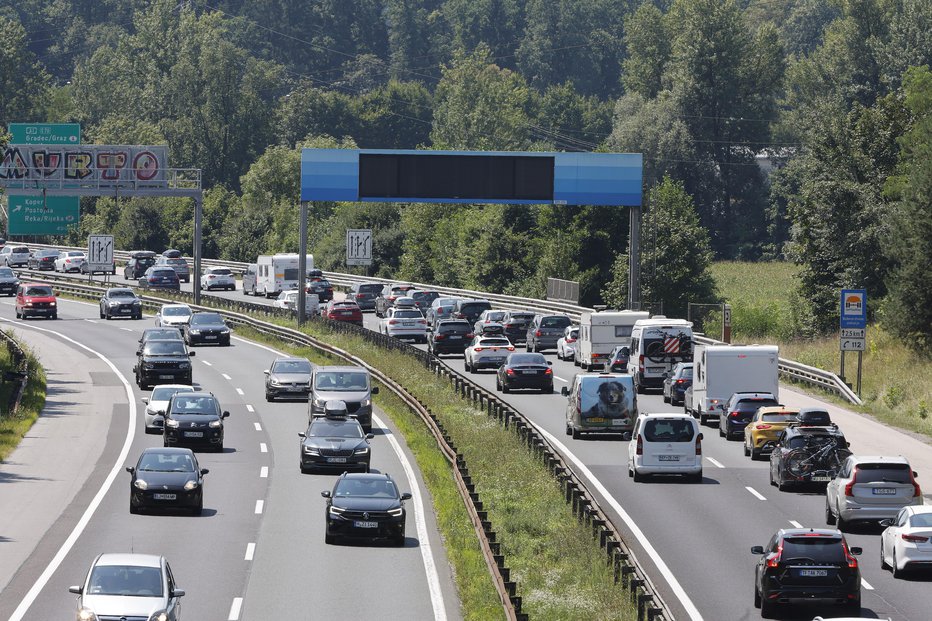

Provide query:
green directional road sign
left=8, top=123, right=81, bottom=145
left=6, top=194, right=81, bottom=235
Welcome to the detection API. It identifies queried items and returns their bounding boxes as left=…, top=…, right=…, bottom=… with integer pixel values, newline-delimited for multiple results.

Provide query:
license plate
left=611, top=419, right=628, bottom=426
left=798, top=569, right=828, bottom=577
left=326, top=457, right=347, bottom=463
left=658, top=455, right=680, bottom=461
left=120, top=308, right=131, bottom=313
left=810, top=476, right=831, bottom=482
left=648, top=367, right=665, bottom=373
left=340, top=311, right=352, bottom=316
left=448, top=335, right=461, bottom=340
left=520, top=370, right=539, bottom=375
left=873, top=488, right=897, bottom=495
left=205, top=335, right=218, bottom=340
left=588, top=417, right=606, bottom=423
left=183, top=431, right=203, bottom=438
left=153, top=493, right=177, bottom=500
left=159, top=375, right=174, bottom=379
left=402, top=322, right=413, bottom=327
left=354, top=520, right=378, bottom=528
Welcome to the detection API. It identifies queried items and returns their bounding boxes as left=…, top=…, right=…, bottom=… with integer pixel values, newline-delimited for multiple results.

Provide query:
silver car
left=309, top=366, right=379, bottom=432
left=69, top=553, right=185, bottom=621
left=141, top=384, right=196, bottom=433
left=826, top=455, right=923, bottom=529
left=156, top=256, right=191, bottom=283
left=265, top=356, right=313, bottom=401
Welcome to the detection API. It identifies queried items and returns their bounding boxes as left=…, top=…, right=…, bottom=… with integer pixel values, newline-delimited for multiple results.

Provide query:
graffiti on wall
left=0, top=145, right=168, bottom=187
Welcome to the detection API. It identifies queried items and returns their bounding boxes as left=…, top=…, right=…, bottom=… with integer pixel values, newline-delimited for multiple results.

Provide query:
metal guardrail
left=0, top=330, right=29, bottom=414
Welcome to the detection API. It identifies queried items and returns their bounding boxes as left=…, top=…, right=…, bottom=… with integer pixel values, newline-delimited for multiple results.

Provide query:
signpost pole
left=840, top=351, right=846, bottom=384
left=298, top=202, right=308, bottom=325
left=628, top=205, right=641, bottom=311
left=193, top=195, right=202, bottom=305
left=856, top=351, right=863, bottom=395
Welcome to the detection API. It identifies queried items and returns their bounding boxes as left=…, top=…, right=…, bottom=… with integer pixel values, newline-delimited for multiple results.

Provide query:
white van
left=577, top=310, right=649, bottom=371
left=688, top=344, right=780, bottom=425
left=254, top=254, right=299, bottom=298
left=629, top=317, right=694, bottom=393
left=627, top=413, right=702, bottom=482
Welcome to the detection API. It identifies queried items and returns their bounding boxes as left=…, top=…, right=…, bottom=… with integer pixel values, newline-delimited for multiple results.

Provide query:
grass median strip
left=0, top=333, right=48, bottom=462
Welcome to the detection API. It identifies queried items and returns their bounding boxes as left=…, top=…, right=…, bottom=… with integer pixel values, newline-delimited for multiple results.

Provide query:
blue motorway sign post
left=839, top=288, right=867, bottom=394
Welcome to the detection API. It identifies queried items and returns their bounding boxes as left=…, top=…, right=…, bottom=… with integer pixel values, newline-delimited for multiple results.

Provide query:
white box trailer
left=688, top=344, right=780, bottom=425
left=253, top=254, right=314, bottom=298
left=578, top=310, right=649, bottom=371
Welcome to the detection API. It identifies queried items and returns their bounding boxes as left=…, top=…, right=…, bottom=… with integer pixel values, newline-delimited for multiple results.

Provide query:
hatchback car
left=452, top=298, right=492, bottom=325
left=123, top=250, right=158, bottom=280
left=310, top=366, right=379, bottom=432
left=201, top=266, right=236, bottom=291
left=348, top=282, right=383, bottom=311
left=474, top=309, right=508, bottom=335
left=501, top=310, right=536, bottom=345
left=68, top=553, right=185, bottom=621
left=556, top=326, right=579, bottom=361
left=752, top=528, right=862, bottom=617
left=719, top=392, right=779, bottom=440
left=606, top=345, right=630, bottom=373
left=323, top=300, right=363, bottom=326
left=409, top=290, right=440, bottom=314
left=375, top=283, right=417, bottom=317
left=743, top=406, right=800, bottom=460
left=55, top=250, right=86, bottom=273
left=464, top=335, right=514, bottom=373
left=142, top=384, right=196, bottom=434
left=628, top=413, right=702, bottom=482
left=321, top=472, right=411, bottom=545
left=156, top=256, right=191, bottom=283
left=770, top=424, right=851, bottom=491
left=526, top=314, right=573, bottom=353
left=139, top=266, right=181, bottom=291
left=0, top=267, right=20, bottom=296
left=155, top=303, right=193, bottom=328
left=427, top=296, right=460, bottom=327
left=127, top=447, right=208, bottom=514
left=28, top=248, right=59, bottom=270
left=300, top=415, right=373, bottom=473
left=264, top=356, right=313, bottom=401
left=99, top=287, right=142, bottom=320
left=496, top=352, right=554, bottom=393
left=0, top=245, right=30, bottom=267
left=15, top=283, right=57, bottom=319
left=427, top=319, right=473, bottom=356
left=380, top=307, right=428, bottom=342
left=826, top=455, right=922, bottom=530
left=134, top=339, right=194, bottom=390
left=183, top=311, right=231, bottom=346
left=662, top=362, right=693, bottom=406
left=880, top=505, right=932, bottom=577
left=163, top=391, right=229, bottom=451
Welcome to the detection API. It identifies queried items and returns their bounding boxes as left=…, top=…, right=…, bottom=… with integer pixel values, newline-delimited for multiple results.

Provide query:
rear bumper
left=839, top=500, right=920, bottom=523
left=632, top=457, right=701, bottom=475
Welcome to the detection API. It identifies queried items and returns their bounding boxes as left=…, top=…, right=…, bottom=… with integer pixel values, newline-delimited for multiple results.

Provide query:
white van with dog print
left=562, top=374, right=637, bottom=439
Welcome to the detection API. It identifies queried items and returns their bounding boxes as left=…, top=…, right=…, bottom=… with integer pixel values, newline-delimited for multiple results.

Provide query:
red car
left=15, top=282, right=58, bottom=320
left=323, top=300, right=363, bottom=326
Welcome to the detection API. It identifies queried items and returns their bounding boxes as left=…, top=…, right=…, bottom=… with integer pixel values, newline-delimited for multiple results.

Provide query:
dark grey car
left=309, top=366, right=379, bottom=432
left=0, top=267, right=20, bottom=296
left=299, top=417, right=373, bottom=473
left=265, top=356, right=312, bottom=401
left=526, top=314, right=572, bottom=353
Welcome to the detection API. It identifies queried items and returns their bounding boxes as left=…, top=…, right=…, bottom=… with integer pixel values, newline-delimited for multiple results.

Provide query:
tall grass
left=710, top=261, right=801, bottom=340
left=0, top=335, right=48, bottom=462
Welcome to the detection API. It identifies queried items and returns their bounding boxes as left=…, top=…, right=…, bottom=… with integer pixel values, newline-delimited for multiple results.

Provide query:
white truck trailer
left=688, top=344, right=780, bottom=425
left=254, top=254, right=304, bottom=298
left=577, top=310, right=649, bottom=371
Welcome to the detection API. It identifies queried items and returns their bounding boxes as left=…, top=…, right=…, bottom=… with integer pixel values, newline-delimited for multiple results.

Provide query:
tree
left=621, top=3, right=670, bottom=99
left=0, top=16, right=50, bottom=125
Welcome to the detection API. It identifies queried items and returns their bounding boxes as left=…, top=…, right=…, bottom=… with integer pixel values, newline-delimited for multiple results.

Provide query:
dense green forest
left=0, top=0, right=930, bottom=347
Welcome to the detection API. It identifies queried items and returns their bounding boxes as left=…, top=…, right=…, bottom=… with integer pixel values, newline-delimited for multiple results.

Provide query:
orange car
left=743, top=406, right=800, bottom=460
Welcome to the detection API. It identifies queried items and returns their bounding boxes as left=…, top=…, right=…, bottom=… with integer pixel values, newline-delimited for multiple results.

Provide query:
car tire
left=663, top=393, right=670, bottom=403
left=699, top=414, right=707, bottom=425
left=893, top=549, right=904, bottom=578
left=394, top=535, right=405, bottom=547
left=759, top=599, right=777, bottom=619
left=266, top=393, right=274, bottom=402
left=193, top=498, right=203, bottom=516
left=769, top=468, right=776, bottom=487
left=14, top=307, right=19, bottom=319
left=51, top=313, right=57, bottom=320
left=751, top=448, right=762, bottom=461
left=845, top=600, right=861, bottom=615
left=743, top=442, right=750, bottom=457
left=880, top=540, right=889, bottom=570
left=825, top=499, right=836, bottom=525
left=719, top=425, right=726, bottom=437
left=836, top=512, right=847, bottom=532
left=544, top=385, right=553, bottom=394
left=690, top=471, right=703, bottom=484
left=130, top=501, right=139, bottom=515
left=571, top=427, right=580, bottom=440
left=502, top=383, right=509, bottom=393
left=753, top=585, right=761, bottom=609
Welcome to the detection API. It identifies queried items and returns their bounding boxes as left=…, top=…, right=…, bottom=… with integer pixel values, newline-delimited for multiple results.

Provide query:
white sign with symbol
left=88, top=235, right=114, bottom=273
left=346, top=229, right=372, bottom=266
left=723, top=304, right=732, bottom=327
left=840, top=338, right=866, bottom=351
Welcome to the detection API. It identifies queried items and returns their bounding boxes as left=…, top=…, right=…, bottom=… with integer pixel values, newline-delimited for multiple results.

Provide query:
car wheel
left=632, top=469, right=644, bottom=482
left=14, top=307, right=20, bottom=319
left=571, top=427, right=580, bottom=440
left=845, top=600, right=861, bottom=615
left=699, top=414, right=707, bottom=425
left=51, top=313, right=58, bottom=320
left=836, top=507, right=847, bottom=531
left=690, top=471, right=703, bottom=483
left=105, top=310, right=112, bottom=320
left=743, top=441, right=750, bottom=457
left=394, top=534, right=405, bottom=547
left=130, top=500, right=139, bottom=515
left=544, top=385, right=553, bottom=394
left=777, top=477, right=788, bottom=492
left=825, top=499, right=836, bottom=525
left=753, top=585, right=761, bottom=609
left=751, top=448, right=762, bottom=461
left=759, top=599, right=777, bottom=619
left=719, top=425, right=726, bottom=438
left=892, top=549, right=905, bottom=578
left=265, top=393, right=274, bottom=402
left=769, top=468, right=776, bottom=487
left=502, top=382, right=509, bottom=393
left=880, top=540, right=889, bottom=570
left=193, top=498, right=203, bottom=516
left=663, top=393, right=670, bottom=403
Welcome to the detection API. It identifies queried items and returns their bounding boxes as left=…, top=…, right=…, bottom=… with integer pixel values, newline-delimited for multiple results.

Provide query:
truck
left=629, top=317, right=695, bottom=393
left=247, top=254, right=314, bottom=298
left=687, top=344, right=780, bottom=425
left=577, top=310, right=649, bottom=371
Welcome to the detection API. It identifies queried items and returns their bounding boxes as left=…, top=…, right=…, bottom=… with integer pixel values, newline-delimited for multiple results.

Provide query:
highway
left=0, top=294, right=459, bottom=621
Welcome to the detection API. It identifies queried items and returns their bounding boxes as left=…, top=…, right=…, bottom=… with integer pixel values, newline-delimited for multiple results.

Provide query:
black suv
left=163, top=391, right=229, bottom=452
left=306, top=278, right=333, bottom=303
left=769, top=424, right=851, bottom=491
left=428, top=319, right=473, bottom=356
left=752, top=528, right=862, bottom=618
left=134, top=339, right=194, bottom=390
left=720, top=392, right=779, bottom=440
left=348, top=282, right=382, bottom=311
left=123, top=251, right=157, bottom=280
left=501, top=310, right=535, bottom=344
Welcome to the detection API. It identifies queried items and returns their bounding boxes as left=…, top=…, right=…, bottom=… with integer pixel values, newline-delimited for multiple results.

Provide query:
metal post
left=840, top=350, right=846, bottom=384
left=628, top=205, right=641, bottom=311
left=298, top=202, right=308, bottom=325
left=193, top=194, right=202, bottom=305
left=856, top=351, right=862, bottom=395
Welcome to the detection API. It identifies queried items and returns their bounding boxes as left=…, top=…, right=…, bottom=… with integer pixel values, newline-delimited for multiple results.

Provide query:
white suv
left=628, top=413, right=703, bottom=483
left=826, top=455, right=922, bottom=530
left=0, top=245, right=30, bottom=267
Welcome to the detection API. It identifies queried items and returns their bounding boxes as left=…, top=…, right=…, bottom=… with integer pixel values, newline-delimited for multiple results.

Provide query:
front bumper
left=21, top=305, right=55, bottom=317
left=108, top=304, right=141, bottom=317
left=131, top=487, right=202, bottom=511
left=164, top=427, right=223, bottom=448
left=267, top=383, right=310, bottom=398
left=326, top=513, right=405, bottom=541
left=140, top=368, right=192, bottom=385
left=187, top=331, right=231, bottom=345
left=301, top=453, right=369, bottom=472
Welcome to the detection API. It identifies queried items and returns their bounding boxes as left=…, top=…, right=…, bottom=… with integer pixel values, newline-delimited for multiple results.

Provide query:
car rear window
left=509, top=353, right=546, bottom=365
left=782, top=537, right=845, bottom=563
left=643, top=419, right=695, bottom=442
left=568, top=329, right=579, bottom=339
left=479, top=339, right=510, bottom=347
left=152, top=269, right=177, bottom=277
left=393, top=310, right=422, bottom=318
left=910, top=514, right=932, bottom=527
left=855, top=463, right=912, bottom=484
left=211, top=268, right=233, bottom=275
left=357, top=283, right=382, bottom=294
left=508, top=313, right=535, bottom=322
left=541, top=316, right=571, bottom=329
left=460, top=302, right=491, bottom=314
left=761, top=412, right=797, bottom=422
left=439, top=322, right=471, bottom=333
left=12, top=246, right=29, bottom=253
left=736, top=399, right=779, bottom=412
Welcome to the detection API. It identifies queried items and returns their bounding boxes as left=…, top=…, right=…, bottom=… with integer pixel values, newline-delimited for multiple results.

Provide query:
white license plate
left=402, top=322, right=414, bottom=327
left=658, top=455, right=680, bottom=461
left=520, top=370, right=539, bottom=374
left=611, top=419, right=628, bottom=426
left=159, top=375, right=174, bottom=379
left=340, top=311, right=352, bottom=316
left=649, top=367, right=665, bottom=373
left=354, top=520, right=378, bottom=528
left=204, top=335, right=218, bottom=340
left=326, top=457, right=347, bottom=463
left=873, top=488, right=897, bottom=495
left=184, top=431, right=203, bottom=438
left=448, top=335, right=461, bottom=340
left=120, top=308, right=131, bottom=313
left=153, top=493, right=177, bottom=500
left=799, top=569, right=828, bottom=577
left=811, top=476, right=832, bottom=482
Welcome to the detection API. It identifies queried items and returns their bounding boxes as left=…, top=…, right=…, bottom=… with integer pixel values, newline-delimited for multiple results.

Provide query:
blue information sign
left=840, top=289, right=867, bottom=329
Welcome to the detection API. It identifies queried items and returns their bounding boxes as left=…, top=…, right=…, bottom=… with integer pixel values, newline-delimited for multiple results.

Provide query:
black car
left=139, top=327, right=184, bottom=347
left=427, top=319, right=473, bottom=356
left=348, top=282, right=382, bottom=311
left=299, top=416, right=373, bottom=473
left=769, top=424, right=851, bottom=491
left=163, top=391, right=229, bottom=451
left=183, top=311, right=231, bottom=346
left=375, top=283, right=416, bottom=317
left=409, top=290, right=440, bottom=314
left=139, top=266, right=181, bottom=291
left=501, top=310, right=535, bottom=345
left=496, top=352, right=554, bottom=393
left=123, top=251, right=157, bottom=280
left=662, top=362, right=692, bottom=406
left=127, top=447, right=208, bottom=515
left=607, top=345, right=630, bottom=373
left=752, top=528, right=862, bottom=618
left=134, top=339, right=194, bottom=389
left=28, top=249, right=59, bottom=270
left=0, top=267, right=20, bottom=296
left=264, top=356, right=312, bottom=401
left=99, top=287, right=143, bottom=320
left=306, top=278, right=333, bottom=303
left=720, top=392, right=780, bottom=440
left=321, top=472, right=411, bottom=545
left=452, top=299, right=492, bottom=325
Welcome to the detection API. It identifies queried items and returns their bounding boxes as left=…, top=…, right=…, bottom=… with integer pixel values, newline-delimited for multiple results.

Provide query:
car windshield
left=171, top=396, right=218, bottom=415
left=761, top=412, right=797, bottom=422
left=144, top=342, right=188, bottom=356
left=541, top=316, right=571, bottom=329
left=0, top=268, right=14, bottom=277
left=478, top=339, right=510, bottom=347
left=191, top=313, right=224, bottom=325
left=68, top=251, right=84, bottom=257
left=137, top=451, right=195, bottom=473
left=358, top=283, right=382, bottom=294
left=855, top=463, right=912, bottom=484
left=151, top=386, right=193, bottom=402
left=393, top=310, right=422, bottom=318
left=162, top=306, right=191, bottom=317
left=612, top=348, right=630, bottom=359
left=315, top=371, right=369, bottom=391
left=87, top=565, right=163, bottom=597
left=25, top=286, right=53, bottom=296
left=272, top=359, right=312, bottom=374
left=110, top=290, right=136, bottom=298
left=210, top=268, right=233, bottom=275
left=643, top=419, right=695, bottom=442
left=310, top=420, right=363, bottom=438
left=143, top=329, right=182, bottom=341
left=910, top=514, right=932, bottom=527
left=334, top=478, right=398, bottom=498
left=781, top=537, right=845, bottom=563
left=509, top=353, right=546, bottom=365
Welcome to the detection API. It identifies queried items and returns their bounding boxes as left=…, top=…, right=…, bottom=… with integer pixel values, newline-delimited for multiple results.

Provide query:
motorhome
left=249, top=254, right=314, bottom=298
left=629, top=317, right=694, bottom=393
left=577, top=310, right=649, bottom=371
left=687, top=344, right=780, bottom=425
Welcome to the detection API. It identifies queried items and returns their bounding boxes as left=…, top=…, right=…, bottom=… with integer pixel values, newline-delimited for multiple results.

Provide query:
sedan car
left=0, top=267, right=20, bottom=296
left=163, top=391, right=229, bottom=451
left=142, top=384, right=196, bottom=434
left=380, top=307, right=428, bottom=342
left=556, top=326, right=579, bottom=361
left=265, top=356, right=313, bottom=401
left=299, top=415, right=373, bottom=473
left=139, top=266, right=181, bottom=291
left=464, top=335, right=514, bottom=373
left=743, top=406, right=800, bottom=460
left=155, top=303, right=193, bottom=328
left=662, top=362, right=693, bottom=405
left=495, top=352, right=554, bottom=393
left=825, top=455, right=922, bottom=530
left=68, top=553, right=185, bottom=621
left=99, top=287, right=143, bottom=320
left=427, top=296, right=460, bottom=327
left=127, top=447, right=208, bottom=514
left=201, top=266, right=236, bottom=291
left=183, top=311, right=231, bottom=346
left=473, top=309, right=508, bottom=335
left=323, top=300, right=363, bottom=326
left=427, top=319, right=473, bottom=356
left=321, top=472, right=411, bottom=545
left=881, top=505, right=932, bottom=577
left=55, top=250, right=86, bottom=273
left=27, top=248, right=59, bottom=270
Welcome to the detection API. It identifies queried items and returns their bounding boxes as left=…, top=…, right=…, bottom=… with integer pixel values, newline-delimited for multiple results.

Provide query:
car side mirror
left=371, top=386, right=379, bottom=395
left=125, top=466, right=135, bottom=474
left=365, top=433, right=374, bottom=440
left=548, top=361, right=553, bottom=365
left=200, top=468, right=209, bottom=475
left=68, top=585, right=83, bottom=594
left=561, top=387, right=569, bottom=396
left=263, top=370, right=270, bottom=375
left=913, top=471, right=918, bottom=478
left=135, top=350, right=142, bottom=356
left=697, top=433, right=703, bottom=441
left=141, top=397, right=149, bottom=404
left=750, top=546, right=764, bottom=555
left=321, top=491, right=331, bottom=498
left=157, top=410, right=165, bottom=416
left=298, top=432, right=306, bottom=438
left=846, top=441, right=850, bottom=447
left=188, top=351, right=195, bottom=357
left=849, top=547, right=862, bottom=556
left=401, top=492, right=412, bottom=501
left=879, top=519, right=893, bottom=527
left=171, top=588, right=186, bottom=598
left=222, top=411, right=230, bottom=418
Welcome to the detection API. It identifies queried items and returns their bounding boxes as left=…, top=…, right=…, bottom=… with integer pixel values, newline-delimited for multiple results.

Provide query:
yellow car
left=743, top=407, right=800, bottom=460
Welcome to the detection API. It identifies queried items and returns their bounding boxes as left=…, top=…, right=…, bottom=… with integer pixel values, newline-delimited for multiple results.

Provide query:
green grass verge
left=0, top=334, right=48, bottom=462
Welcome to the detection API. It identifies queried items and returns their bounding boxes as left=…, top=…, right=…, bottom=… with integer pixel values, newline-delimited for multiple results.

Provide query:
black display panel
left=359, top=153, right=554, bottom=202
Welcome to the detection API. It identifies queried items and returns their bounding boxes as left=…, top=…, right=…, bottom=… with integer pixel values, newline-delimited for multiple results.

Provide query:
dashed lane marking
left=254, top=422, right=262, bottom=431
left=259, top=443, right=267, bottom=453
left=246, top=404, right=255, bottom=413
left=706, top=457, right=725, bottom=469
left=254, top=500, right=264, bottom=514
left=244, top=543, right=255, bottom=561
left=789, top=520, right=802, bottom=528
left=202, top=360, right=212, bottom=366
left=236, top=388, right=244, bottom=395
left=228, top=597, right=243, bottom=620
left=222, top=373, right=232, bottom=380
left=260, top=466, right=268, bottom=478
left=746, top=486, right=767, bottom=501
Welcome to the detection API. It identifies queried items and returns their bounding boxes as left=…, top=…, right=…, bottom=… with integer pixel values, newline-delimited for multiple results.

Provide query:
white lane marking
left=706, top=457, right=725, bottom=469
left=228, top=597, right=243, bottom=620
left=244, top=543, right=256, bottom=561
left=789, top=520, right=803, bottom=528
left=222, top=373, right=232, bottom=380
left=84, top=319, right=98, bottom=323
left=530, top=423, right=704, bottom=621
left=202, top=360, right=213, bottom=366
left=259, top=442, right=268, bottom=453
left=254, top=422, right=262, bottom=431
left=255, top=500, right=264, bottom=514
left=236, top=388, right=244, bottom=396
left=746, top=486, right=767, bottom=501
left=120, top=327, right=133, bottom=332
left=3, top=319, right=137, bottom=621
left=555, top=376, right=568, bottom=383
left=861, top=578, right=874, bottom=590
left=246, top=404, right=255, bottom=413
left=260, top=466, right=268, bottom=478
left=375, top=413, right=448, bottom=621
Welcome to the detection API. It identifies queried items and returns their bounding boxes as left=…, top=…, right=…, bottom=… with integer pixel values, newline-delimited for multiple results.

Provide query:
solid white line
left=222, top=373, right=232, bottom=380
left=555, top=376, right=568, bottom=383
left=259, top=443, right=267, bottom=453
left=253, top=422, right=262, bottom=431
left=706, top=457, right=725, bottom=469
left=861, top=578, right=874, bottom=590
left=530, top=423, right=704, bottom=621
left=246, top=404, right=255, bottom=413
left=260, top=466, right=268, bottom=478
left=374, top=413, right=448, bottom=621
left=746, top=486, right=767, bottom=501
left=120, top=327, right=133, bottom=332
left=202, top=360, right=213, bottom=366
left=255, top=500, right=264, bottom=514
left=789, top=520, right=803, bottom=528
left=244, top=543, right=256, bottom=561
left=3, top=319, right=137, bottom=621
left=228, top=597, right=243, bottom=620
left=84, top=319, right=98, bottom=323
left=236, top=388, right=244, bottom=396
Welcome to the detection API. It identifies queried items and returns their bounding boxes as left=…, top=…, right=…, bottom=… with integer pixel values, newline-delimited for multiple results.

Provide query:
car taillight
left=388, top=320, right=398, bottom=325
left=434, top=334, right=445, bottom=340
left=729, top=411, right=739, bottom=418
left=675, top=379, right=686, bottom=384
left=544, top=368, right=552, bottom=375
left=465, top=332, right=474, bottom=339
left=474, top=347, right=484, bottom=352
left=507, top=346, right=515, bottom=351
left=506, top=368, right=515, bottom=376
left=910, top=470, right=922, bottom=497
left=535, top=330, right=542, bottom=337
left=843, top=541, right=858, bottom=569
left=845, top=466, right=858, bottom=496
left=636, top=434, right=643, bottom=455
left=695, top=434, right=702, bottom=455
left=756, top=424, right=772, bottom=430
left=566, top=338, right=576, bottom=343
left=902, top=533, right=929, bottom=543
left=766, top=541, right=783, bottom=568
left=639, top=355, right=645, bottom=371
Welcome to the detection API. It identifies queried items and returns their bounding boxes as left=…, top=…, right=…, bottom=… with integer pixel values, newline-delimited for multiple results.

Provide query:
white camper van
left=629, top=317, right=694, bottom=393
left=577, top=310, right=649, bottom=371
left=252, top=254, right=315, bottom=298
left=687, top=344, right=780, bottom=425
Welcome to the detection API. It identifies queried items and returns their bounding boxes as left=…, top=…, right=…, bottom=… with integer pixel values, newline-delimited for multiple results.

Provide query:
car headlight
left=361, top=398, right=371, bottom=407
left=354, top=447, right=369, bottom=455
left=328, top=505, right=345, bottom=516
left=188, top=329, right=201, bottom=334
left=313, top=398, right=327, bottom=409
left=134, top=479, right=148, bottom=490
left=166, top=419, right=180, bottom=428
left=109, top=300, right=121, bottom=306
left=50, top=301, right=56, bottom=306
left=269, top=378, right=281, bottom=386
left=220, top=327, right=230, bottom=333
left=388, top=507, right=404, bottom=516
left=148, top=611, right=170, bottom=621
left=144, top=363, right=155, bottom=370
left=304, top=446, right=319, bottom=455
left=77, top=607, right=99, bottom=621
left=209, top=419, right=223, bottom=428
left=184, top=480, right=199, bottom=491
left=179, top=362, right=190, bottom=369
left=133, top=300, right=141, bottom=306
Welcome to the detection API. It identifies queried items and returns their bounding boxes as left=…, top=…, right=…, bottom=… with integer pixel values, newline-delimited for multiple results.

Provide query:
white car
left=393, top=296, right=417, bottom=310
left=55, top=250, right=87, bottom=272
left=556, top=326, right=579, bottom=361
left=155, top=303, right=193, bottom=328
left=273, top=290, right=319, bottom=315
left=68, top=553, right=185, bottom=621
left=380, top=307, right=428, bottom=342
left=463, top=335, right=514, bottom=373
left=473, top=309, right=507, bottom=335
left=881, top=505, right=932, bottom=577
left=628, top=413, right=702, bottom=482
left=141, top=384, right=196, bottom=433
left=201, top=266, right=236, bottom=291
